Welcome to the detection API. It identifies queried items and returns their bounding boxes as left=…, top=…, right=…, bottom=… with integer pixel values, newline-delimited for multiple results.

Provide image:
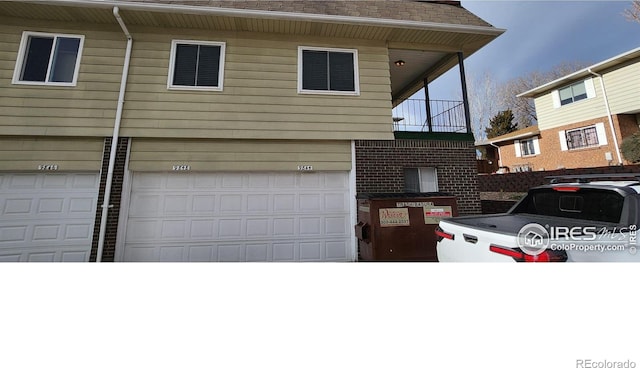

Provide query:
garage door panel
left=0, top=254, right=21, bottom=262
left=1, top=221, right=94, bottom=246
left=2, top=196, right=96, bottom=219
left=246, top=244, right=268, bottom=262
left=300, top=242, right=321, bottom=261
left=1, top=172, right=98, bottom=262
left=326, top=241, right=348, bottom=260
left=124, top=237, right=349, bottom=262
left=0, top=246, right=91, bottom=263
left=123, top=172, right=351, bottom=262
left=188, top=245, right=214, bottom=262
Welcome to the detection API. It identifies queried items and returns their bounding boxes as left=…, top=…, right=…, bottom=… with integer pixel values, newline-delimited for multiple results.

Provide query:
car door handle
left=463, top=234, right=478, bottom=244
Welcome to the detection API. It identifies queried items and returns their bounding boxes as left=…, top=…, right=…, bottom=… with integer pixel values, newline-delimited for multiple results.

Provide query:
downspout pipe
left=588, top=68, right=623, bottom=165
left=96, top=6, right=132, bottom=262
left=489, top=142, right=502, bottom=169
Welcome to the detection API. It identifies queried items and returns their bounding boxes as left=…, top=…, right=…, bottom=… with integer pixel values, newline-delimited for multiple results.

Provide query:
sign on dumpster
left=423, top=205, right=453, bottom=224
left=379, top=208, right=410, bottom=227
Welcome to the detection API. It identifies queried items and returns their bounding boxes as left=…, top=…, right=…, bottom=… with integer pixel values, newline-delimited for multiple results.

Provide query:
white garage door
left=0, top=173, right=99, bottom=262
left=122, top=172, right=353, bottom=262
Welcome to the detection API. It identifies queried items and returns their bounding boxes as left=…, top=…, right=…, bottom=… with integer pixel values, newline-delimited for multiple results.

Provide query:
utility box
left=355, top=193, right=458, bottom=261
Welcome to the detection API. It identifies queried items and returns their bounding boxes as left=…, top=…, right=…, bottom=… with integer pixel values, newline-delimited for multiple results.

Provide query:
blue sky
left=428, top=0, right=640, bottom=99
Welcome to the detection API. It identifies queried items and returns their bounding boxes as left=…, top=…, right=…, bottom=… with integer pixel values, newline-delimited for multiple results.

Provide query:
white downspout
left=96, top=6, right=132, bottom=262
left=588, top=68, right=623, bottom=165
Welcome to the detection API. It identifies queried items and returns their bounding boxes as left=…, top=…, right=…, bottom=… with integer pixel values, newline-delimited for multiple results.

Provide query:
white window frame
left=551, top=78, right=596, bottom=108
left=559, top=123, right=607, bottom=151
left=167, top=39, right=226, bottom=91
left=12, top=31, right=85, bottom=86
left=515, top=137, right=539, bottom=157
left=297, top=46, right=360, bottom=96
left=404, top=167, right=438, bottom=192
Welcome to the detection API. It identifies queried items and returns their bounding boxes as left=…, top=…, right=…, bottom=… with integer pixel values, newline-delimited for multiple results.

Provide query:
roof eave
left=21, top=0, right=506, bottom=35
left=476, top=130, right=540, bottom=146
left=518, top=46, right=640, bottom=98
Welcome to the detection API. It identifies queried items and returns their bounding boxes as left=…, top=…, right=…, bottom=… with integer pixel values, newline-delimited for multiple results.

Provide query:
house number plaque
left=38, top=164, right=59, bottom=171
left=172, top=165, right=191, bottom=171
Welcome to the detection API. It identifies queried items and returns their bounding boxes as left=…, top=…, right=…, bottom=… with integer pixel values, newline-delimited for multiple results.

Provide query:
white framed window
left=559, top=123, right=608, bottom=151
left=12, top=31, right=84, bottom=86
left=404, top=168, right=438, bottom=193
left=551, top=78, right=596, bottom=108
left=168, top=40, right=226, bottom=91
left=298, top=46, right=360, bottom=95
left=515, top=137, right=540, bottom=157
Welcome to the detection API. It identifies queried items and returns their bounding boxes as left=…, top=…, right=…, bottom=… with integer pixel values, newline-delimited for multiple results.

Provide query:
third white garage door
left=122, top=171, right=352, bottom=262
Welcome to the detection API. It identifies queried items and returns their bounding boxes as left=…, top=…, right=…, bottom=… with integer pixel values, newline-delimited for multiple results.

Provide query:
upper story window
left=559, top=81, right=587, bottom=105
left=13, top=31, right=84, bottom=86
left=515, top=137, right=539, bottom=157
left=552, top=78, right=595, bottom=108
left=168, top=40, right=226, bottom=91
left=559, top=123, right=607, bottom=151
left=298, top=46, right=359, bottom=95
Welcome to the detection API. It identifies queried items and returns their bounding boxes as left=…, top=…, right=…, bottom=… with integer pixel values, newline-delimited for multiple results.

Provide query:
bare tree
left=498, top=61, right=591, bottom=128
left=466, top=71, right=504, bottom=142
left=624, top=0, right=640, bottom=23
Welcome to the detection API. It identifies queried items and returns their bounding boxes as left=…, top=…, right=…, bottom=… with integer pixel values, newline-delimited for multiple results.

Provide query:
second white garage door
left=122, top=172, right=352, bottom=262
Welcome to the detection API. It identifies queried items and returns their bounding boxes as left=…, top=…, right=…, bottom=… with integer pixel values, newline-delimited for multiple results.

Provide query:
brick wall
left=498, top=114, right=640, bottom=172
left=355, top=139, right=481, bottom=215
left=479, top=164, right=640, bottom=193
left=90, top=137, right=129, bottom=262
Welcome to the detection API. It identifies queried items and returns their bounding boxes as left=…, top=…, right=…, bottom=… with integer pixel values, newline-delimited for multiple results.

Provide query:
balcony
left=392, top=99, right=467, bottom=133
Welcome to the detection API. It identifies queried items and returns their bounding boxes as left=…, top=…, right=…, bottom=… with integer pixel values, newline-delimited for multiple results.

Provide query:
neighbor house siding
left=0, top=17, right=124, bottom=137
left=120, top=29, right=393, bottom=140
left=535, top=77, right=607, bottom=131
left=498, top=116, right=632, bottom=171
left=603, top=60, right=640, bottom=115
left=128, top=139, right=352, bottom=172
left=0, top=136, right=104, bottom=171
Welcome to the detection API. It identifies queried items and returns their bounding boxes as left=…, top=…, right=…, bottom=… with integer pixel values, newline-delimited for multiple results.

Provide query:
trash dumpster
left=355, top=193, right=458, bottom=261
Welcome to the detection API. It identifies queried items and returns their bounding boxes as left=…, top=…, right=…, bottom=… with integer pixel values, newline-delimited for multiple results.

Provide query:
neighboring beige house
left=479, top=47, right=640, bottom=173
left=0, top=0, right=502, bottom=262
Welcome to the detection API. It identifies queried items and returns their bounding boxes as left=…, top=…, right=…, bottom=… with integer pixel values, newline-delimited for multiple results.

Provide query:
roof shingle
left=124, top=0, right=493, bottom=27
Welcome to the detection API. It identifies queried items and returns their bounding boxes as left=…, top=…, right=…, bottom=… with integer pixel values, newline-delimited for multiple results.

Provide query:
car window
left=512, top=188, right=624, bottom=223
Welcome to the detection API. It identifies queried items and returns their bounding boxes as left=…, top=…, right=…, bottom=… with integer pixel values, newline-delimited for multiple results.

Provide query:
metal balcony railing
left=392, top=99, right=467, bottom=133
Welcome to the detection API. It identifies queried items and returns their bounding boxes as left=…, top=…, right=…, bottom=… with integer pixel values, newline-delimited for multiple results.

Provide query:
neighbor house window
left=559, top=123, right=608, bottom=151
left=559, top=81, right=587, bottom=105
left=168, top=40, right=225, bottom=91
left=515, top=137, right=539, bottom=157
left=552, top=79, right=595, bottom=108
left=298, top=46, right=359, bottom=95
left=13, top=31, right=84, bottom=86
left=566, top=126, right=599, bottom=149
left=404, top=168, right=438, bottom=192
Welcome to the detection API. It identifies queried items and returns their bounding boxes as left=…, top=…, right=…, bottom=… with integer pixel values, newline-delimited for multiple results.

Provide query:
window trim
left=167, top=39, right=226, bottom=91
left=519, top=137, right=539, bottom=157
left=404, top=167, right=439, bottom=193
left=552, top=78, right=596, bottom=108
left=559, top=81, right=587, bottom=106
left=297, top=46, right=360, bottom=96
left=12, top=31, right=85, bottom=86
left=561, top=123, right=607, bottom=151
